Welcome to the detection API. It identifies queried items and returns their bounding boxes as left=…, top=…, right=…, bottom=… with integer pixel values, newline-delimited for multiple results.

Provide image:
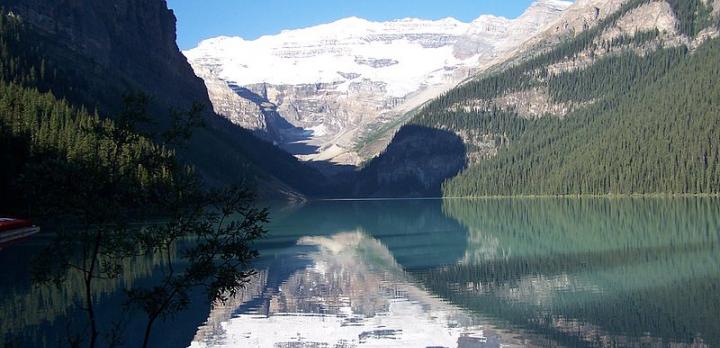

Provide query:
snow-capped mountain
left=185, top=0, right=572, bottom=166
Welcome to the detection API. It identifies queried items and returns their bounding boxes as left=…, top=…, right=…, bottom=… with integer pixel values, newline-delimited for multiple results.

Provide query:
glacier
left=184, top=0, right=572, bottom=166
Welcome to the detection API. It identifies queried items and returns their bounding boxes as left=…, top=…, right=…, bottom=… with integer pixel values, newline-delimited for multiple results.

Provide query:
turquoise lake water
left=2, top=198, right=719, bottom=347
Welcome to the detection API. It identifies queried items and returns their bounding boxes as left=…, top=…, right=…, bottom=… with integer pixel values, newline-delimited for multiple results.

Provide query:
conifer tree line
left=417, top=0, right=714, bottom=118
left=0, top=11, right=176, bottom=212
left=406, top=0, right=720, bottom=197
left=0, top=82, right=174, bottom=212
left=0, top=10, right=271, bottom=348
left=0, top=7, right=333, bottom=201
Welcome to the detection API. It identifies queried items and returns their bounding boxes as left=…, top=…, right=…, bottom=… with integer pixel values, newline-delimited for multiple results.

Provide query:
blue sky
left=167, top=0, right=539, bottom=50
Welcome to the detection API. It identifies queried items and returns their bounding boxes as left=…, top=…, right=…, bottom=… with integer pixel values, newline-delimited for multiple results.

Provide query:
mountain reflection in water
left=2, top=198, right=719, bottom=348
left=190, top=198, right=720, bottom=348
left=190, top=230, right=526, bottom=348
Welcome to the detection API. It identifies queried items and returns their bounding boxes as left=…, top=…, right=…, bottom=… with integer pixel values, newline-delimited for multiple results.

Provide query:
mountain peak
left=530, top=0, right=574, bottom=11
left=520, top=0, right=574, bottom=20
left=331, top=16, right=371, bottom=26
left=471, top=14, right=510, bottom=24
left=186, top=2, right=570, bottom=165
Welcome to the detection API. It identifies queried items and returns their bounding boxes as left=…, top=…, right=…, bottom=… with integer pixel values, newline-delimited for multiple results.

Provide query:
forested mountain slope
left=0, top=0, right=329, bottom=198
left=185, top=1, right=571, bottom=166
left=371, top=0, right=720, bottom=197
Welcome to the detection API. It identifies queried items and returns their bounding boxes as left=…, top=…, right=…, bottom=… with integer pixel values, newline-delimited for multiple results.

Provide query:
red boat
left=0, top=218, right=40, bottom=246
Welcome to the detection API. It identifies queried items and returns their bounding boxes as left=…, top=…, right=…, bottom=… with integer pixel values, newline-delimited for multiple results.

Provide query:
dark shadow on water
left=5, top=197, right=719, bottom=347
left=0, top=199, right=469, bottom=347
left=257, top=199, right=470, bottom=268
left=0, top=234, right=212, bottom=348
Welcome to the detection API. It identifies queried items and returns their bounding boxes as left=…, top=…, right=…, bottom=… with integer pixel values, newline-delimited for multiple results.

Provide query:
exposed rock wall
left=609, top=1, right=678, bottom=37
left=5, top=0, right=210, bottom=111
left=186, top=1, right=572, bottom=166
left=3, top=0, right=330, bottom=196
left=449, top=87, right=589, bottom=119
left=517, top=0, right=627, bottom=53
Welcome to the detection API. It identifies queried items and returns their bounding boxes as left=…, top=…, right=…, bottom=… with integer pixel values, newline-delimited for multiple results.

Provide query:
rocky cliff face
left=5, top=0, right=209, bottom=112
left=451, top=0, right=720, bottom=121
left=2, top=0, right=329, bottom=196
left=348, top=0, right=720, bottom=197
left=185, top=0, right=572, bottom=167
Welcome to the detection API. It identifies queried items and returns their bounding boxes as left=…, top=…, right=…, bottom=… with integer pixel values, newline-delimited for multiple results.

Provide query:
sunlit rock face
left=184, top=0, right=571, bottom=166
left=440, top=0, right=720, bottom=123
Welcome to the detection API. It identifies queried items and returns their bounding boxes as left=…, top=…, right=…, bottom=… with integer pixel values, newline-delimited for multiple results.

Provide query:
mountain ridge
left=0, top=0, right=330, bottom=198
left=185, top=1, right=572, bottom=167
left=359, top=0, right=720, bottom=197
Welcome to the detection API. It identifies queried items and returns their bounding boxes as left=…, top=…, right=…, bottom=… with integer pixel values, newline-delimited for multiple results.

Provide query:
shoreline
left=297, top=193, right=720, bottom=203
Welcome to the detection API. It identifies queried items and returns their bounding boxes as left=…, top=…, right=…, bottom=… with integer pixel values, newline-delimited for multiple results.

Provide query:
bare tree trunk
left=141, top=315, right=158, bottom=348
left=141, top=285, right=178, bottom=348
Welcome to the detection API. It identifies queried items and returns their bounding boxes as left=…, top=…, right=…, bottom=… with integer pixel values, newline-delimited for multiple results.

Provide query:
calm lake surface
left=2, top=198, right=720, bottom=347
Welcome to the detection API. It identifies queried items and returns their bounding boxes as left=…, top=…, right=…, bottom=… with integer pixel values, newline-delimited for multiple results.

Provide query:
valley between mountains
left=1, top=0, right=719, bottom=203
left=185, top=0, right=720, bottom=198
left=3, top=2, right=720, bottom=347
left=185, top=0, right=571, bottom=167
